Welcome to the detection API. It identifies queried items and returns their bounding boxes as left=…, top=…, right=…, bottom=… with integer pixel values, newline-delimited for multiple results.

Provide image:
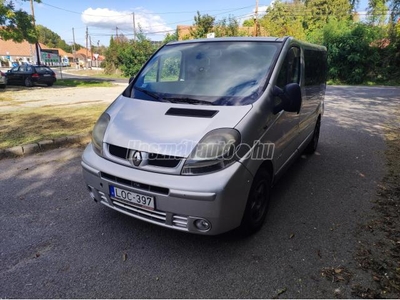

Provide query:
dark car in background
left=6, top=65, right=56, bottom=87
left=0, top=71, right=6, bottom=88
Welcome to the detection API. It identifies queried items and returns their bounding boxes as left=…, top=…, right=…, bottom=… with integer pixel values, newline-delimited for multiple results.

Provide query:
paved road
left=1, top=86, right=399, bottom=298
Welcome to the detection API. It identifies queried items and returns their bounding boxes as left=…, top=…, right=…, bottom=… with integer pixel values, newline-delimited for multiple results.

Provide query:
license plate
left=109, top=186, right=155, bottom=210
left=43, top=74, right=51, bottom=77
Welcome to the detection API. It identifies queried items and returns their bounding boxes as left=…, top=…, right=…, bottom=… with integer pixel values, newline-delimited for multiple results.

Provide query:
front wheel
left=304, top=117, right=321, bottom=154
left=239, top=168, right=272, bottom=235
left=24, top=77, right=33, bottom=87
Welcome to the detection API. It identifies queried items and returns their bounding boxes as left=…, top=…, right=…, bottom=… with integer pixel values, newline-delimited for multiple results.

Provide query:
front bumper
left=81, top=143, right=254, bottom=235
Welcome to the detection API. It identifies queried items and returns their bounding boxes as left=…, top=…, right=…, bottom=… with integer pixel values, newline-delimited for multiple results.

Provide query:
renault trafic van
left=82, top=37, right=327, bottom=235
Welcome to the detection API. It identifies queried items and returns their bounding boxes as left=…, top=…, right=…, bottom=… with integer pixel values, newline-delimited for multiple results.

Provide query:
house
left=74, top=47, right=105, bottom=69
left=0, top=38, right=36, bottom=67
left=0, top=38, right=73, bottom=67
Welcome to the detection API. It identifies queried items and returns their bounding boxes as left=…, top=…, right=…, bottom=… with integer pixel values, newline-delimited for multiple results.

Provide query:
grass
left=0, top=104, right=108, bottom=149
left=65, top=68, right=128, bottom=79
left=55, top=79, right=115, bottom=87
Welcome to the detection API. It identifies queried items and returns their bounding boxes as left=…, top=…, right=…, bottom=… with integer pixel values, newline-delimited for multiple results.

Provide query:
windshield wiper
left=134, top=86, right=170, bottom=102
left=162, top=97, right=215, bottom=106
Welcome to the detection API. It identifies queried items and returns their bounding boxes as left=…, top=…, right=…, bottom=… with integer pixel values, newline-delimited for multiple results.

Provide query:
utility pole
left=116, top=26, right=119, bottom=38
left=85, top=26, right=89, bottom=69
left=89, top=35, right=93, bottom=69
left=133, top=13, right=136, bottom=42
left=254, top=0, right=259, bottom=37
left=72, top=27, right=76, bottom=67
left=30, top=0, right=41, bottom=65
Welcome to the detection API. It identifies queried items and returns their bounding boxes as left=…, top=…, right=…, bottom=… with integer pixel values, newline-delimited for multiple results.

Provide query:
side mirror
left=273, top=83, right=302, bottom=114
left=129, top=76, right=135, bottom=84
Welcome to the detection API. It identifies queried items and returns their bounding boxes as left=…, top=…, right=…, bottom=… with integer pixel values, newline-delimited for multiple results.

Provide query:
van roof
left=167, top=37, right=287, bottom=45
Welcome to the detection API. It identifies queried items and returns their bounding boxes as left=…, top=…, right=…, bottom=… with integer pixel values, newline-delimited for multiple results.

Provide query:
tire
left=47, top=82, right=53, bottom=87
left=239, top=168, right=272, bottom=235
left=0, top=84, right=5, bottom=89
left=24, top=77, right=33, bottom=87
left=304, top=117, right=321, bottom=154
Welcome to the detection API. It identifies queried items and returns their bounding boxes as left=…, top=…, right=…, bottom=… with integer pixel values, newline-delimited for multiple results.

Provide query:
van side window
left=304, top=49, right=327, bottom=86
left=276, top=47, right=300, bottom=89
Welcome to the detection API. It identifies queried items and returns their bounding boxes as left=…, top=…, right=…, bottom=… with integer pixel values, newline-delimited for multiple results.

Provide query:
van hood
left=104, top=95, right=252, bottom=158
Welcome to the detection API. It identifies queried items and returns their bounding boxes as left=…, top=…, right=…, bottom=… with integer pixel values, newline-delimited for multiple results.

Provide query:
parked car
left=6, top=64, right=56, bottom=87
left=82, top=37, right=327, bottom=235
left=0, top=71, right=7, bottom=88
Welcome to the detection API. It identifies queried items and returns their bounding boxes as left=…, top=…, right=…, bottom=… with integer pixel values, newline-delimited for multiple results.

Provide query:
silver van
left=82, top=37, right=327, bottom=235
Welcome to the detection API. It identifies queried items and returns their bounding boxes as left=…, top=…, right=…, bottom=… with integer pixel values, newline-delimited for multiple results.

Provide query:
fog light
left=194, top=219, right=211, bottom=231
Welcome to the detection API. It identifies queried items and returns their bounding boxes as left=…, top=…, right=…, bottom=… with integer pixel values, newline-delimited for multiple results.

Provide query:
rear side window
left=35, top=66, right=52, bottom=73
left=304, top=50, right=327, bottom=86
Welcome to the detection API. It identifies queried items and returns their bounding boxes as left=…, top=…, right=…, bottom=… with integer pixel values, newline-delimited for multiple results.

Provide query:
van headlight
left=92, top=113, right=110, bottom=156
left=181, top=128, right=241, bottom=175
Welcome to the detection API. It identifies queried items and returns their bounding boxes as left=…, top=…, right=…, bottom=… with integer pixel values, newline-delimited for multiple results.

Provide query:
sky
left=15, top=0, right=371, bottom=48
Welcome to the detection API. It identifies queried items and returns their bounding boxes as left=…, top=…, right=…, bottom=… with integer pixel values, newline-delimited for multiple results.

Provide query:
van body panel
left=104, top=95, right=253, bottom=158
left=82, top=144, right=253, bottom=235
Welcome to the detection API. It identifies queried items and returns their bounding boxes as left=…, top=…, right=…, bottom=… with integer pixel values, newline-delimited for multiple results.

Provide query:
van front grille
left=148, top=153, right=181, bottom=168
left=107, top=144, right=182, bottom=169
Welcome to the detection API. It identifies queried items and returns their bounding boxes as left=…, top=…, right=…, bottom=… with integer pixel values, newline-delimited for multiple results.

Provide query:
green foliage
left=242, top=19, right=255, bottom=27
left=214, top=16, right=246, bottom=37
left=323, top=22, right=383, bottom=84
left=103, top=28, right=156, bottom=77
left=189, top=11, right=215, bottom=39
left=305, top=0, right=352, bottom=32
left=163, top=30, right=178, bottom=44
left=37, top=24, right=74, bottom=53
left=260, top=0, right=306, bottom=40
left=367, top=0, right=389, bottom=25
left=0, top=0, right=40, bottom=43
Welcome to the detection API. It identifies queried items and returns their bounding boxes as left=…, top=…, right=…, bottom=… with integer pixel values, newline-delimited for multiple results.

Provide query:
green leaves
left=103, top=28, right=156, bottom=77
left=0, top=0, right=41, bottom=43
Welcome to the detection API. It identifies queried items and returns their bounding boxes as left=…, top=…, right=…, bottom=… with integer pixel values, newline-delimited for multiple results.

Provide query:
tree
left=0, top=0, right=41, bottom=43
left=214, top=16, right=244, bottom=37
left=242, top=19, right=255, bottom=27
left=163, top=30, right=178, bottom=44
left=104, top=27, right=156, bottom=76
left=367, top=0, right=389, bottom=25
left=103, top=35, right=125, bottom=74
left=260, top=0, right=306, bottom=40
left=118, top=28, right=156, bottom=77
left=323, top=21, right=381, bottom=83
left=305, top=0, right=352, bottom=32
left=189, top=11, right=215, bottom=39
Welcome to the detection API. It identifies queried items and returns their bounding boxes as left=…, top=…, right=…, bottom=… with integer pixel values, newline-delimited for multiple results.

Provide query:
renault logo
left=129, top=150, right=142, bottom=167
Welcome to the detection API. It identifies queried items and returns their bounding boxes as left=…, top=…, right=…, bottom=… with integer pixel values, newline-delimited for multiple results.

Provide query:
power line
left=40, top=1, right=257, bottom=18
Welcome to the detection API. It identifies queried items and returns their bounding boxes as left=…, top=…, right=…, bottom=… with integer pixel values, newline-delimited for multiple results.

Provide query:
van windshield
left=132, top=41, right=281, bottom=106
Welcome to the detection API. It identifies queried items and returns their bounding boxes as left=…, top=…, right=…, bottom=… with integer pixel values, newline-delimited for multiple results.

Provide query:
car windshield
left=132, top=41, right=281, bottom=106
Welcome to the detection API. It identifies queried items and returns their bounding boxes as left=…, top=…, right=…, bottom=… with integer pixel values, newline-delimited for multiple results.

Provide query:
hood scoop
left=165, top=108, right=218, bottom=118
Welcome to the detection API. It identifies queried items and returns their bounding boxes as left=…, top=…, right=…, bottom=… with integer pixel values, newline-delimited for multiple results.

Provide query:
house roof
left=0, top=39, right=35, bottom=56
left=0, top=39, right=74, bottom=58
